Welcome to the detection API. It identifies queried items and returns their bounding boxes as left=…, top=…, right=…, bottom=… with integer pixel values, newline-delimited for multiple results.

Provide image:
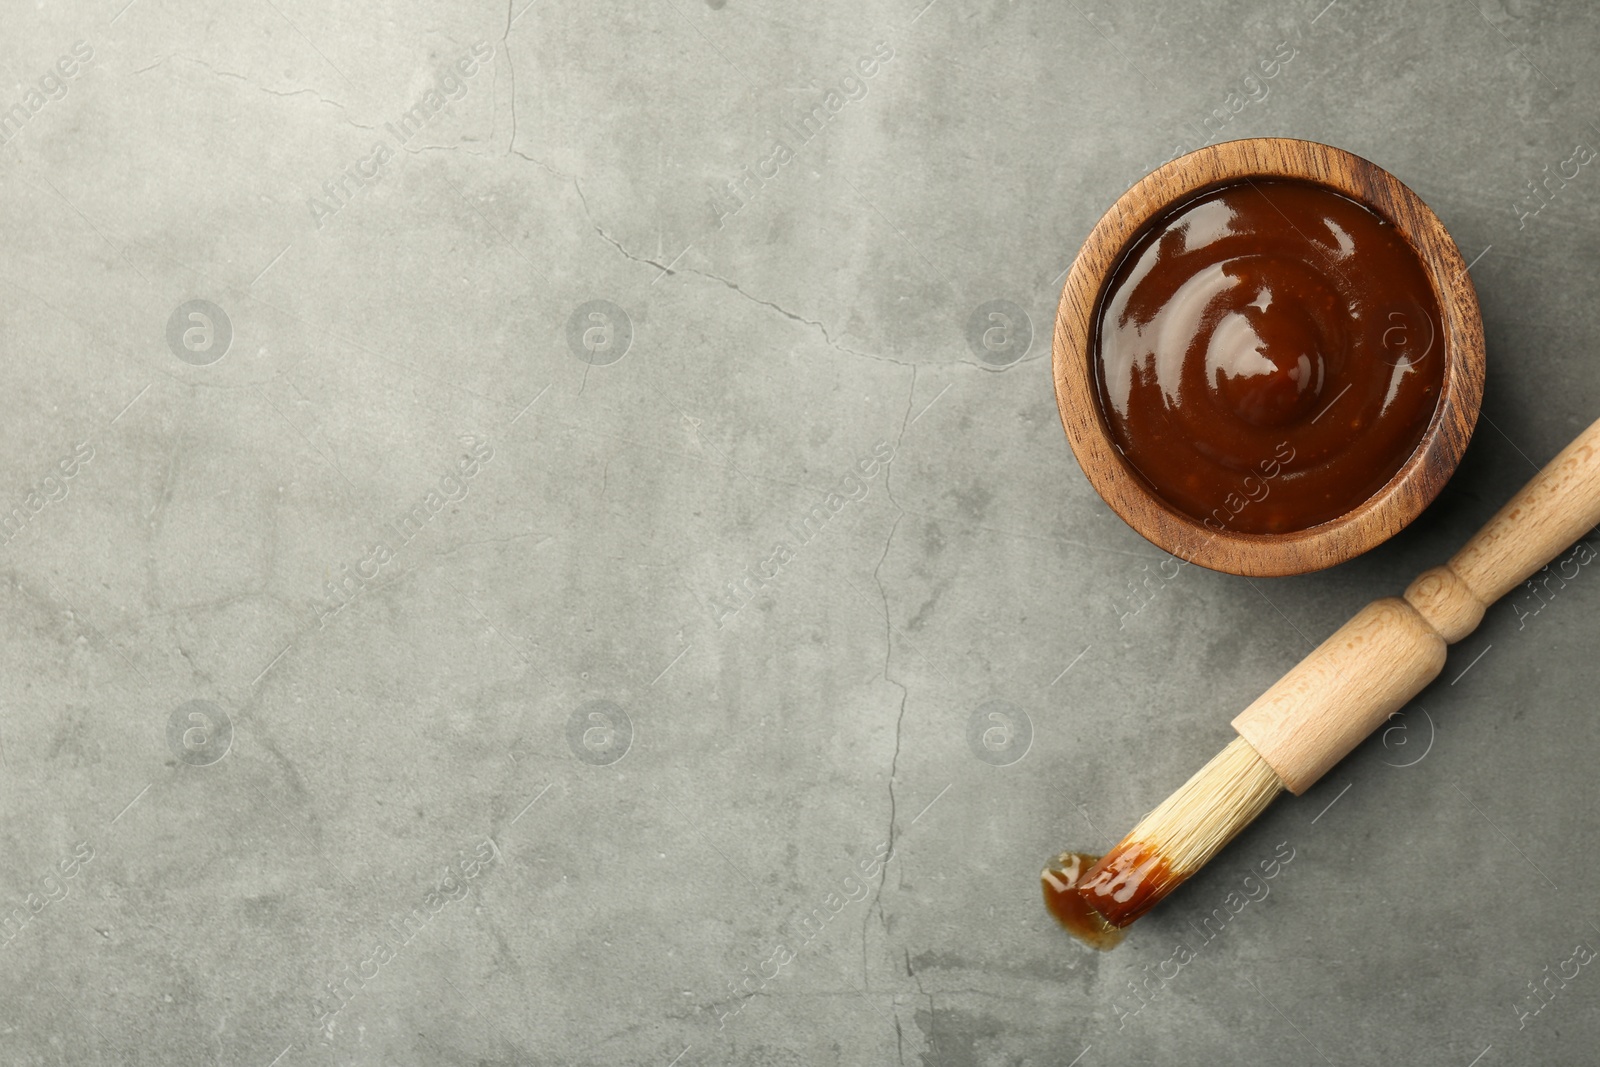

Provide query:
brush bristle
left=1129, top=736, right=1285, bottom=876
left=1077, top=736, right=1284, bottom=928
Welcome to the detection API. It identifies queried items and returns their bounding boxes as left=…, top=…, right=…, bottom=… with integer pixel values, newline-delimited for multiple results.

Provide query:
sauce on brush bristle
left=1040, top=851, right=1127, bottom=951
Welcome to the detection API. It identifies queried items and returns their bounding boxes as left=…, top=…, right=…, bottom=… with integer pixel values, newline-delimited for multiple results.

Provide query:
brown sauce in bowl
left=1093, top=179, right=1444, bottom=534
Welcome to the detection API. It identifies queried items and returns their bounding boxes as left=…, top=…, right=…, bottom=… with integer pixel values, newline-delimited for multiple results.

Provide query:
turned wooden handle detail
left=1235, top=414, right=1600, bottom=794
left=1232, top=598, right=1445, bottom=794
left=1440, top=417, right=1600, bottom=609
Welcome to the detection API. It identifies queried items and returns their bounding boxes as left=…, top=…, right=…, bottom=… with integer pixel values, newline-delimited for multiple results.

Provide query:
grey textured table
left=2, top=1, right=1596, bottom=1064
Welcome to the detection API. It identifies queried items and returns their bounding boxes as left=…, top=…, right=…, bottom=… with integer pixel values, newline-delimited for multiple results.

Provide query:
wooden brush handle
left=1235, top=415, right=1600, bottom=794
left=1410, top=416, right=1600, bottom=639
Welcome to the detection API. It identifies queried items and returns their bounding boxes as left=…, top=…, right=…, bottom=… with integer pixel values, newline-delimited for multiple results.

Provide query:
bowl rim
left=1051, top=136, right=1486, bottom=577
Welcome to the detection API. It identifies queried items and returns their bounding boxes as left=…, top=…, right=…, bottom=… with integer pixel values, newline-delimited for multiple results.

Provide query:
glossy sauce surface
left=1093, top=179, right=1444, bottom=534
left=1040, top=852, right=1126, bottom=950
left=1042, top=842, right=1181, bottom=949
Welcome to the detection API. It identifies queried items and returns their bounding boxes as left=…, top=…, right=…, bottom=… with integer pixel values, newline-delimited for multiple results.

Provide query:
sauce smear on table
left=1041, top=851, right=1127, bottom=950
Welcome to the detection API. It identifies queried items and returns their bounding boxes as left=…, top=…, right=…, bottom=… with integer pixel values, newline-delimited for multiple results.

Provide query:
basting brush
left=1044, top=415, right=1600, bottom=949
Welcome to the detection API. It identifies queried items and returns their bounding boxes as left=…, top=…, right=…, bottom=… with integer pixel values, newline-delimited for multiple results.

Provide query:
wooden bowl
left=1052, top=137, right=1485, bottom=577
